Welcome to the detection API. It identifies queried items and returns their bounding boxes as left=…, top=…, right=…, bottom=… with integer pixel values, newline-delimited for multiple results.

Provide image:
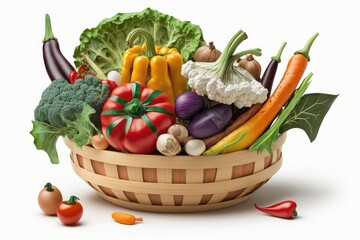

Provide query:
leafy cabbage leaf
left=279, top=93, right=338, bottom=142
left=73, top=8, right=205, bottom=76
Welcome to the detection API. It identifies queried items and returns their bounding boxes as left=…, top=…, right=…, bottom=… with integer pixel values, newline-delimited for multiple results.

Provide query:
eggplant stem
left=271, top=41, right=287, bottom=63
left=43, top=14, right=57, bottom=42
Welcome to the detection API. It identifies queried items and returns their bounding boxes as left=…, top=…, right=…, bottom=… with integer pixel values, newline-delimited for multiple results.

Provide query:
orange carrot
left=203, top=33, right=319, bottom=155
left=111, top=212, right=143, bottom=225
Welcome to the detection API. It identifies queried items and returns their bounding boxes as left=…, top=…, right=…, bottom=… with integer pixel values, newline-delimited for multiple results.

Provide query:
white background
left=2, top=0, right=359, bottom=239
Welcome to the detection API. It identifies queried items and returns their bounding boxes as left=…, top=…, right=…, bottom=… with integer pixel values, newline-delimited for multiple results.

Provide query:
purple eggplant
left=43, top=14, right=75, bottom=82
left=261, top=42, right=287, bottom=97
left=188, top=103, right=232, bottom=139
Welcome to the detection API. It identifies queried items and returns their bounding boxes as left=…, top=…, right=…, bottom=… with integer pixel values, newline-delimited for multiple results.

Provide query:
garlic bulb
left=156, top=134, right=181, bottom=156
left=238, top=54, right=262, bottom=81
left=194, top=42, right=222, bottom=62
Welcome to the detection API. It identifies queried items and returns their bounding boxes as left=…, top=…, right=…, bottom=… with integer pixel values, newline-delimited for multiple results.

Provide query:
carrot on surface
left=203, top=33, right=319, bottom=155
left=111, top=212, right=143, bottom=225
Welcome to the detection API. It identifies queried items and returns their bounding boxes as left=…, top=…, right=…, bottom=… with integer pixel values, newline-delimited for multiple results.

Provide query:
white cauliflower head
left=185, top=63, right=268, bottom=108
left=181, top=30, right=268, bottom=109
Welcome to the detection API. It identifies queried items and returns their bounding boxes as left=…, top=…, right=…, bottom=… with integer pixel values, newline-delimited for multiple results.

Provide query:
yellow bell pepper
left=120, top=28, right=187, bottom=105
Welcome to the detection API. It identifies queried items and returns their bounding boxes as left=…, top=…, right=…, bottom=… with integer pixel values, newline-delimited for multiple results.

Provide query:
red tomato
left=101, top=82, right=175, bottom=154
left=57, top=195, right=83, bottom=225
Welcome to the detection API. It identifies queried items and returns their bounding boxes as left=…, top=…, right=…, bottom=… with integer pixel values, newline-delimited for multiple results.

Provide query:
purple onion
left=175, top=91, right=205, bottom=120
left=188, top=104, right=232, bottom=139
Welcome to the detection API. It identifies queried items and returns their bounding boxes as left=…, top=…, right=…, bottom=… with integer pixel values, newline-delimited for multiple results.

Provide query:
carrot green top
left=294, top=33, right=319, bottom=61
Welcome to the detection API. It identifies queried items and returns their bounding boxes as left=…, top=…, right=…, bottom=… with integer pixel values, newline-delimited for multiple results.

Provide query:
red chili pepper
left=254, top=200, right=298, bottom=219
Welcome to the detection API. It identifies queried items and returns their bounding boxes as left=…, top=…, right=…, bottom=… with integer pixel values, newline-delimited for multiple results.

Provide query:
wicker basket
left=63, top=133, right=286, bottom=213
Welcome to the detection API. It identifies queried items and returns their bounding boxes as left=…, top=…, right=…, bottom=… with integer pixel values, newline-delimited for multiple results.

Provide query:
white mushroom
left=167, top=124, right=189, bottom=144
left=156, top=134, right=181, bottom=156
left=184, top=139, right=206, bottom=156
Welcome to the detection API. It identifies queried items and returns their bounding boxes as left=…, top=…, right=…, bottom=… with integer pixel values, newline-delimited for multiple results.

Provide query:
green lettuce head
left=73, top=8, right=205, bottom=77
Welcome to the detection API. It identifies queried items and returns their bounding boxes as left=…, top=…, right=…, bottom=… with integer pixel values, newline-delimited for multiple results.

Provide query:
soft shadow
left=79, top=177, right=334, bottom=217
left=171, top=177, right=334, bottom=217
left=58, top=221, right=85, bottom=227
left=251, top=178, right=333, bottom=204
left=84, top=191, right=116, bottom=209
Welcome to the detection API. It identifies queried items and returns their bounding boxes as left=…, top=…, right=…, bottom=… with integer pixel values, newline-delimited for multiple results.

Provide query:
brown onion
left=194, top=42, right=221, bottom=62
left=38, top=182, right=63, bottom=215
left=238, top=54, right=262, bottom=81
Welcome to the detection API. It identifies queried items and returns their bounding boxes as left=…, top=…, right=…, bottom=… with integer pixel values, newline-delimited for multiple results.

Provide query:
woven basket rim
left=63, top=133, right=286, bottom=169
left=71, top=157, right=282, bottom=194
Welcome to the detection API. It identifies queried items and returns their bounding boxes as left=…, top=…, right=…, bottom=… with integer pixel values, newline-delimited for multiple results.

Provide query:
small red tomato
left=78, top=65, right=90, bottom=73
left=68, top=70, right=79, bottom=84
left=57, top=195, right=83, bottom=225
left=101, top=79, right=118, bottom=92
left=38, top=182, right=63, bottom=215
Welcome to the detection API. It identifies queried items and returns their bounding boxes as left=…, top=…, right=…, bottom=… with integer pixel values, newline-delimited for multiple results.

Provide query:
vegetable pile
left=30, top=9, right=337, bottom=163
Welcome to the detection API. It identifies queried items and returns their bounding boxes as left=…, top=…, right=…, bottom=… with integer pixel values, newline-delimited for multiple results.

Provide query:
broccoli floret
left=34, top=76, right=110, bottom=128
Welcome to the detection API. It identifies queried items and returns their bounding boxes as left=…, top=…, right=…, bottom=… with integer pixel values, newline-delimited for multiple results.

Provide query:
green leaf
left=249, top=73, right=313, bottom=155
left=145, top=106, right=175, bottom=116
left=61, top=104, right=98, bottom=148
left=30, top=121, right=66, bottom=164
left=125, top=117, right=133, bottom=135
left=110, top=96, right=128, bottom=106
left=73, top=8, right=205, bottom=73
left=131, top=82, right=141, bottom=100
left=141, top=114, right=158, bottom=136
left=30, top=104, right=99, bottom=164
left=101, top=109, right=126, bottom=115
left=279, top=93, right=338, bottom=142
left=106, top=116, right=127, bottom=137
left=142, top=90, right=163, bottom=106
